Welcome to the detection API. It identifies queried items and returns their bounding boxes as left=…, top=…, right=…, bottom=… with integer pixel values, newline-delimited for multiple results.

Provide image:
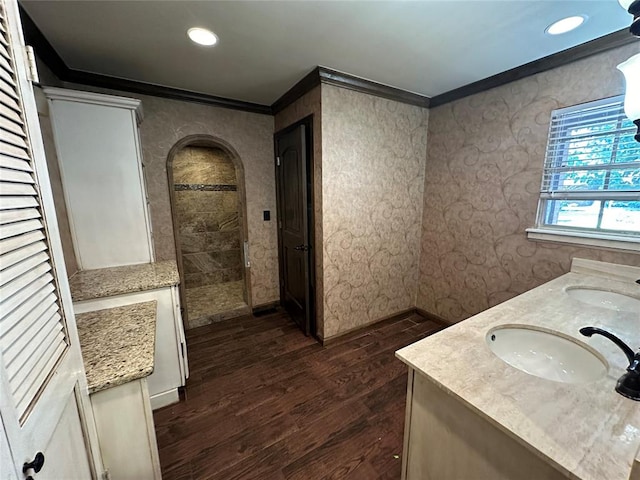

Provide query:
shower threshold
left=185, top=281, right=249, bottom=328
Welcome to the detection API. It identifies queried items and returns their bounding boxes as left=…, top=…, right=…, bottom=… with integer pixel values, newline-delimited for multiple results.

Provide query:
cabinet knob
left=23, top=452, right=45, bottom=474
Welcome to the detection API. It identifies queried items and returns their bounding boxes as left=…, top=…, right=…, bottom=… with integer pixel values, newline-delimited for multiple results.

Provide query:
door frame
left=274, top=115, right=316, bottom=337
left=166, top=135, right=252, bottom=329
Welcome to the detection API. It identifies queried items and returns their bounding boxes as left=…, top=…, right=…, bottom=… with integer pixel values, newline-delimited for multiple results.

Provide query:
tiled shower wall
left=173, top=146, right=243, bottom=289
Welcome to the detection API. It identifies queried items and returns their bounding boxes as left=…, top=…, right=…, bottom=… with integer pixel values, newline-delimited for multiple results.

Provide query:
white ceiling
left=20, top=1, right=633, bottom=105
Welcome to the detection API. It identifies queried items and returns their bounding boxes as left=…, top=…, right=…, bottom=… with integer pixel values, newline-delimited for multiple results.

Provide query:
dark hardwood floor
left=153, top=310, right=443, bottom=480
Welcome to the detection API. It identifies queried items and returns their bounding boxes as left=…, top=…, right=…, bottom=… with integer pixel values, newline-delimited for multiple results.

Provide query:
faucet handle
left=616, top=352, right=640, bottom=401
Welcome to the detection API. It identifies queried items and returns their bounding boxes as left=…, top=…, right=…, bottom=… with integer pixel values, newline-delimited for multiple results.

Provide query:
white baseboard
left=150, top=389, right=179, bottom=410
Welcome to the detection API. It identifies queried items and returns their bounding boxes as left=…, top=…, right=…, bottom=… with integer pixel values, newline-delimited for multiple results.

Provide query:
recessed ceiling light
left=187, top=27, right=218, bottom=46
left=545, top=16, right=586, bottom=35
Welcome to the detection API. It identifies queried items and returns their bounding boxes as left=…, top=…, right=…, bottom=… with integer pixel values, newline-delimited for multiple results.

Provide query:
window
left=529, top=95, right=640, bottom=250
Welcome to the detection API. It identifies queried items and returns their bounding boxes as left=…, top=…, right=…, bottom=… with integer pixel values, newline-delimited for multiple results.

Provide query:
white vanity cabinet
left=396, top=259, right=640, bottom=480
left=73, top=285, right=188, bottom=410
left=91, top=378, right=161, bottom=480
left=43, top=87, right=154, bottom=270
left=75, top=301, right=162, bottom=479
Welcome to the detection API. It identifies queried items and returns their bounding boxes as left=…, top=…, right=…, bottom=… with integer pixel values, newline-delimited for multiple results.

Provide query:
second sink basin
left=566, top=288, right=640, bottom=313
left=487, top=326, right=607, bottom=384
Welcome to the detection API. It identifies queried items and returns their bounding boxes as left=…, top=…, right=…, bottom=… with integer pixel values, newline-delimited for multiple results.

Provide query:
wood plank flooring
left=153, top=310, right=443, bottom=480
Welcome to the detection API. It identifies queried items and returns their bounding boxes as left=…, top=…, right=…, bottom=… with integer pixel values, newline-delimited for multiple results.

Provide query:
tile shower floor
left=185, top=281, right=248, bottom=326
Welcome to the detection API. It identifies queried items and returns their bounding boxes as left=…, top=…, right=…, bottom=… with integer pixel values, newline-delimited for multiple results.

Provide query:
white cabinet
left=90, top=378, right=161, bottom=480
left=402, top=370, right=567, bottom=480
left=73, top=286, right=188, bottom=410
left=43, top=87, right=154, bottom=270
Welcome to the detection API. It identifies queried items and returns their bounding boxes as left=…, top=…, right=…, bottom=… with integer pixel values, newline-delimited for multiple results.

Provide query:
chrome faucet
left=580, top=327, right=640, bottom=401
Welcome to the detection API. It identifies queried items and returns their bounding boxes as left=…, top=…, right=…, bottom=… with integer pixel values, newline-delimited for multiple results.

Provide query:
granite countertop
left=396, top=258, right=640, bottom=480
left=76, top=301, right=157, bottom=393
left=69, top=260, right=179, bottom=302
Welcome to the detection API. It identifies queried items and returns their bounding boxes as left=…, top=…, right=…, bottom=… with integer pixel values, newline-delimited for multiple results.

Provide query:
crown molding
left=271, top=66, right=431, bottom=114
left=61, top=69, right=273, bottom=115
left=318, top=67, right=430, bottom=108
left=21, top=3, right=638, bottom=115
left=430, top=28, right=638, bottom=108
left=19, top=3, right=67, bottom=79
left=271, top=67, right=322, bottom=114
left=19, top=5, right=272, bottom=115
left=272, top=30, right=635, bottom=113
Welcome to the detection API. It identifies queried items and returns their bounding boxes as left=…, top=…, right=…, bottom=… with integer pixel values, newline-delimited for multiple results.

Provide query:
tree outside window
left=539, top=95, right=640, bottom=236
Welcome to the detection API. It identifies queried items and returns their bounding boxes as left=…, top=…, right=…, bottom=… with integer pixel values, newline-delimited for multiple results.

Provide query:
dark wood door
left=275, top=124, right=313, bottom=335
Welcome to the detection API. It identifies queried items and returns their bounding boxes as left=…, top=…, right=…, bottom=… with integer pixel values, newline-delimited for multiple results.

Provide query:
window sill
left=525, top=228, right=640, bottom=253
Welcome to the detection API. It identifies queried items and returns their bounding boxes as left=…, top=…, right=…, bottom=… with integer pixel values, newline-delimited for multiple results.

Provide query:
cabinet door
left=91, top=379, right=161, bottom=480
left=47, top=96, right=152, bottom=269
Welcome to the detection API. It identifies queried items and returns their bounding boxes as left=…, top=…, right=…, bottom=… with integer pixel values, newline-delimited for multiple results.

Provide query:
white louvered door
left=0, top=0, right=96, bottom=478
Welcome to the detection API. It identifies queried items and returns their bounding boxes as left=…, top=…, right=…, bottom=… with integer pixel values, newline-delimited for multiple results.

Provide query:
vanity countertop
left=397, top=259, right=640, bottom=480
left=69, top=260, right=179, bottom=302
left=76, top=301, right=157, bottom=393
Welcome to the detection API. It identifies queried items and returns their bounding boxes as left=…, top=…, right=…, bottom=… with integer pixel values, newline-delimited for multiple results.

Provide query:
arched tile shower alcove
left=167, top=135, right=251, bottom=329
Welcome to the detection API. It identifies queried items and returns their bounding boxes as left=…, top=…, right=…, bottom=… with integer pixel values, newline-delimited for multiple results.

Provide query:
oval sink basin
left=566, top=288, right=640, bottom=313
left=487, top=326, right=607, bottom=384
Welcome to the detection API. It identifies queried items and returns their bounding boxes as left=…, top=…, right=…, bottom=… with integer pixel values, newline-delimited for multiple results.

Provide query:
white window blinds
left=0, top=4, right=68, bottom=422
left=541, top=95, right=640, bottom=201
left=536, top=95, right=640, bottom=235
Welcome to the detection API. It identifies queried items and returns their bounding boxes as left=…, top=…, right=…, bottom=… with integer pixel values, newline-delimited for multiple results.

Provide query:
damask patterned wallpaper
left=58, top=82, right=280, bottom=308
left=417, top=43, right=640, bottom=323
left=275, top=85, right=430, bottom=339
left=41, top=42, right=639, bottom=334
left=322, top=85, right=429, bottom=338
left=136, top=95, right=278, bottom=308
